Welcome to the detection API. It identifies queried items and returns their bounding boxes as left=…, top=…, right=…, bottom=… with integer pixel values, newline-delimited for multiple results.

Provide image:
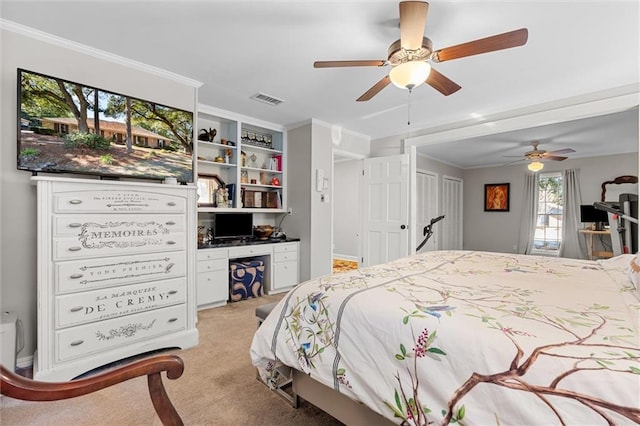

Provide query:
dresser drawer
left=228, top=245, right=272, bottom=258
left=274, top=251, right=297, bottom=263
left=53, top=215, right=186, bottom=237
left=53, top=232, right=186, bottom=261
left=56, top=251, right=186, bottom=294
left=54, top=190, right=186, bottom=214
left=56, top=304, right=186, bottom=363
left=274, top=242, right=298, bottom=254
left=197, top=248, right=228, bottom=261
left=56, top=278, right=185, bottom=328
left=197, top=258, right=228, bottom=273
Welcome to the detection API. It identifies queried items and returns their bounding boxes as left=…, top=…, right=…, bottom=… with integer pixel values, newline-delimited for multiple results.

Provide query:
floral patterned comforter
left=250, top=251, right=640, bottom=425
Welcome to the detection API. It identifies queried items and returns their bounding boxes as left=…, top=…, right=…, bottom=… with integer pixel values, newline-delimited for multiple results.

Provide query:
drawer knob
left=70, top=306, right=83, bottom=313
left=70, top=340, right=84, bottom=347
left=70, top=273, right=83, bottom=279
left=69, top=199, right=83, bottom=205
left=68, top=223, right=82, bottom=228
left=165, top=221, right=176, bottom=225
left=168, top=290, right=178, bottom=295
left=68, top=246, right=82, bottom=252
left=167, top=202, right=177, bottom=207
left=168, top=317, right=178, bottom=323
left=167, top=240, right=176, bottom=245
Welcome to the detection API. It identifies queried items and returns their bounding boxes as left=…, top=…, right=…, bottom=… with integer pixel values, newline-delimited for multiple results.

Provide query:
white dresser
left=32, top=177, right=199, bottom=381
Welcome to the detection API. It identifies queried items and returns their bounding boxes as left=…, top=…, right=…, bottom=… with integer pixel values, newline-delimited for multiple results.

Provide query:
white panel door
left=361, top=155, right=409, bottom=267
left=442, top=176, right=463, bottom=250
left=416, top=171, right=439, bottom=253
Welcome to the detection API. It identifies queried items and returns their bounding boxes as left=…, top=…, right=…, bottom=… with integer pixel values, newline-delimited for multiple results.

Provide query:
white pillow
left=628, top=253, right=640, bottom=290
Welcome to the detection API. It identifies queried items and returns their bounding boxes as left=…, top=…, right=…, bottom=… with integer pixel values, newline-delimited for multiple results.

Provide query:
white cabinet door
left=272, top=242, right=299, bottom=293
left=273, top=261, right=298, bottom=292
left=416, top=170, right=439, bottom=253
left=442, top=176, right=463, bottom=250
left=197, top=270, right=229, bottom=308
left=196, top=248, right=230, bottom=308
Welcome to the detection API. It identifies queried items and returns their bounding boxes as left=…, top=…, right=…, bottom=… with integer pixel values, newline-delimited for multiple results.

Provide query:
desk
left=196, top=240, right=300, bottom=310
left=579, top=229, right=614, bottom=260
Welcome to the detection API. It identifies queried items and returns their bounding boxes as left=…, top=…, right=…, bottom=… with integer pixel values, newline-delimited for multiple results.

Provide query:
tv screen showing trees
left=17, top=68, right=194, bottom=183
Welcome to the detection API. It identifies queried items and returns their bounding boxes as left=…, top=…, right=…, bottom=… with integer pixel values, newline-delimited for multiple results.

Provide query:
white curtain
left=560, top=168, right=587, bottom=259
left=518, top=173, right=538, bottom=254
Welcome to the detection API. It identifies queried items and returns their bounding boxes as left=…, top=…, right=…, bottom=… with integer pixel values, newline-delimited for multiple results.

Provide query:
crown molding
left=1, top=19, right=203, bottom=88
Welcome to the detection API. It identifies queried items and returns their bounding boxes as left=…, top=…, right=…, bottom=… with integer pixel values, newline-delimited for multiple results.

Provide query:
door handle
left=400, top=225, right=406, bottom=230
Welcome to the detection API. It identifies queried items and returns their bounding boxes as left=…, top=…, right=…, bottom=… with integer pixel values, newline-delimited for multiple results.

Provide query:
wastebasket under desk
left=228, top=245, right=273, bottom=294
left=229, top=260, right=265, bottom=301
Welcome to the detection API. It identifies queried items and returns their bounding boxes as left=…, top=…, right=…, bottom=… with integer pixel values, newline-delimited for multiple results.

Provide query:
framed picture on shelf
left=484, top=183, right=510, bottom=212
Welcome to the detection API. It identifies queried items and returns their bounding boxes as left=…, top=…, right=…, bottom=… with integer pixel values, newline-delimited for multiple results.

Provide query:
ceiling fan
left=510, top=142, right=576, bottom=171
left=313, top=1, right=528, bottom=102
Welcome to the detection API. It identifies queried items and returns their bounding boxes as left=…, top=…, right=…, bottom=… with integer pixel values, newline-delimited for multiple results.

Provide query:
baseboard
left=333, top=254, right=358, bottom=263
left=17, top=354, right=33, bottom=369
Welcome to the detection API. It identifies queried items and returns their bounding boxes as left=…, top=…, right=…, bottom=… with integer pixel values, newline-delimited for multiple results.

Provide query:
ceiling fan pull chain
left=407, top=89, right=412, bottom=126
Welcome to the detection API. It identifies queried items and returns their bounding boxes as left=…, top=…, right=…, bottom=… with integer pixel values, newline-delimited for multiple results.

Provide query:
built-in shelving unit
left=195, top=105, right=286, bottom=214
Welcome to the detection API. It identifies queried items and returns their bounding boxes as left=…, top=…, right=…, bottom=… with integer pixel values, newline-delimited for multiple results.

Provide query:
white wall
left=310, top=124, right=335, bottom=278
left=285, top=124, right=313, bottom=281
left=288, top=121, right=369, bottom=279
left=0, top=26, right=198, bottom=363
left=462, top=153, right=638, bottom=253
left=370, top=134, right=403, bottom=157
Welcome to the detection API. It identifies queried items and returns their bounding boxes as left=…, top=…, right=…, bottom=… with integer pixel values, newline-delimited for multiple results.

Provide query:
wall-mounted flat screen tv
left=17, top=69, right=194, bottom=183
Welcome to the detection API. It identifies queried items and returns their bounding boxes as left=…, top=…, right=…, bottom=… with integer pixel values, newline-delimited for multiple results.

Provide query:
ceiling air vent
left=250, top=92, right=285, bottom=106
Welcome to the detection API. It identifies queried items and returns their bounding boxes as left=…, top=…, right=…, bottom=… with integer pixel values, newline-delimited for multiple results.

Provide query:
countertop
left=198, top=237, right=300, bottom=249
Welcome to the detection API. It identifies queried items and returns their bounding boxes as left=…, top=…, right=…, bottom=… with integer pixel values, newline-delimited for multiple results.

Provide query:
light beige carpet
left=0, top=294, right=344, bottom=426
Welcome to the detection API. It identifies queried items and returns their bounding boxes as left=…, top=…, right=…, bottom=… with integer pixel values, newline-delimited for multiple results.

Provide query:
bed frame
left=256, top=302, right=394, bottom=425
left=292, top=369, right=395, bottom=425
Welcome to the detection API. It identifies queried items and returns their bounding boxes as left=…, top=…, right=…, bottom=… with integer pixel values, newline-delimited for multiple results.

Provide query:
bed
left=250, top=250, right=640, bottom=425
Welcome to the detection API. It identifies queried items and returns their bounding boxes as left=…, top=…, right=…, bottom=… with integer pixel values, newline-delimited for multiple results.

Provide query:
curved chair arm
left=1, top=354, right=185, bottom=426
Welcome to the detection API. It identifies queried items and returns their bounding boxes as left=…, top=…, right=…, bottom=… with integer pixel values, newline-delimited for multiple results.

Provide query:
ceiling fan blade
left=399, top=1, right=429, bottom=50
left=432, top=28, right=528, bottom=63
left=545, top=155, right=568, bottom=161
left=546, top=148, right=576, bottom=155
left=357, top=75, right=391, bottom=102
left=314, top=60, right=386, bottom=68
left=426, top=67, right=461, bottom=96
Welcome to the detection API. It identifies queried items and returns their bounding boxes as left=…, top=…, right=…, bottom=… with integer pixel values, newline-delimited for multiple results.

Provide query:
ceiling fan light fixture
left=528, top=161, right=544, bottom=172
left=389, top=61, right=431, bottom=90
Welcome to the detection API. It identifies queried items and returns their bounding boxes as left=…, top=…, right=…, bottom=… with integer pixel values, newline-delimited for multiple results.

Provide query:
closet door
left=416, top=170, right=439, bottom=252
left=442, top=176, right=463, bottom=250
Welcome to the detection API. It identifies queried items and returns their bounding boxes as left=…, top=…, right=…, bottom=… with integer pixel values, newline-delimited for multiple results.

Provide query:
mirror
left=601, top=175, right=638, bottom=202
left=196, top=174, right=224, bottom=206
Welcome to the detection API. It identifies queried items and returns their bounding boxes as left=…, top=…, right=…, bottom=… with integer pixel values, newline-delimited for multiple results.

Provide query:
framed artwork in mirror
left=484, top=183, right=510, bottom=212
left=197, top=174, right=224, bottom=206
